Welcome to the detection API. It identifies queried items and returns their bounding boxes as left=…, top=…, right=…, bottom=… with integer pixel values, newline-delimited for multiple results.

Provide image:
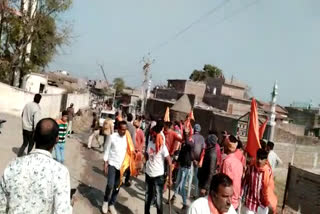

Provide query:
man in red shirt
left=163, top=122, right=183, bottom=156
left=220, top=135, right=243, bottom=211
left=133, top=120, right=145, bottom=174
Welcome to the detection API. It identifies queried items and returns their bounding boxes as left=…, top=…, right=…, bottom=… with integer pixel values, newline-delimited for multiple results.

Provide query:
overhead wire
left=149, top=0, right=231, bottom=54
left=148, top=0, right=260, bottom=55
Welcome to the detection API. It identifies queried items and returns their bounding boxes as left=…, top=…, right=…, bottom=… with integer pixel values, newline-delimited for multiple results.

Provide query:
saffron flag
left=119, top=131, right=137, bottom=187
left=246, top=98, right=261, bottom=158
left=164, top=107, right=170, bottom=122
left=259, top=117, right=268, bottom=139
left=189, top=110, right=195, bottom=121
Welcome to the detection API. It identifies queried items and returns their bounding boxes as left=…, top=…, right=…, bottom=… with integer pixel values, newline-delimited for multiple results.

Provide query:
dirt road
left=0, top=112, right=184, bottom=214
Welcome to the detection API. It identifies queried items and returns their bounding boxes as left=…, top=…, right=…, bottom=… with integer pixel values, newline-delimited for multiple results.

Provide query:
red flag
left=259, top=117, right=268, bottom=139
left=246, top=98, right=261, bottom=158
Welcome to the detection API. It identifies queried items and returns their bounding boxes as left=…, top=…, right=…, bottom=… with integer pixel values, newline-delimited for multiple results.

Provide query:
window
left=39, top=84, right=45, bottom=93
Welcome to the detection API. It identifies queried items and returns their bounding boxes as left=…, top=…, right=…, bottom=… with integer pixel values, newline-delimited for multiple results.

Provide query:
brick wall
left=221, top=85, right=245, bottom=99
left=274, top=126, right=320, bottom=145
left=167, top=80, right=186, bottom=92
left=145, top=98, right=174, bottom=120
left=227, top=99, right=251, bottom=116
left=276, top=123, right=305, bottom=136
left=154, top=88, right=179, bottom=100
left=184, top=81, right=206, bottom=102
left=203, top=94, right=229, bottom=111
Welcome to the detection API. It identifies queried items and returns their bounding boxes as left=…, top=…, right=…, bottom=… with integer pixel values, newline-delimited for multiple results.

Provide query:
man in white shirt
left=18, top=94, right=42, bottom=157
left=188, top=173, right=237, bottom=214
left=145, top=121, right=172, bottom=214
left=103, top=121, right=128, bottom=214
left=267, top=141, right=282, bottom=171
left=0, top=118, right=72, bottom=214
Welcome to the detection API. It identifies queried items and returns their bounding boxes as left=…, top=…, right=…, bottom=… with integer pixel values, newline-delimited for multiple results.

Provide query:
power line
left=149, top=0, right=231, bottom=53
left=149, top=0, right=260, bottom=54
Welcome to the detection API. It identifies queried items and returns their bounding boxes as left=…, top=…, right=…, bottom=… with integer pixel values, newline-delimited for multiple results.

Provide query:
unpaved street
left=0, top=112, right=185, bottom=214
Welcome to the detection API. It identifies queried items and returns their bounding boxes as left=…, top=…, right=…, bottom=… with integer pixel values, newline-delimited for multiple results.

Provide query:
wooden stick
left=168, top=171, right=172, bottom=214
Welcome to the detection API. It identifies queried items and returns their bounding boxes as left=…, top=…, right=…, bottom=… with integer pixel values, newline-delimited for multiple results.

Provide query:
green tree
left=189, top=64, right=224, bottom=81
left=0, top=0, right=72, bottom=85
left=113, top=78, right=125, bottom=95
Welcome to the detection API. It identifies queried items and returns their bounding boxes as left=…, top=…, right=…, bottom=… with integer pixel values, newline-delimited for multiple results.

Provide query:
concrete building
left=21, top=73, right=48, bottom=93
left=286, top=107, right=320, bottom=137
left=205, top=77, right=247, bottom=99
left=203, top=94, right=251, bottom=116
left=167, top=79, right=206, bottom=103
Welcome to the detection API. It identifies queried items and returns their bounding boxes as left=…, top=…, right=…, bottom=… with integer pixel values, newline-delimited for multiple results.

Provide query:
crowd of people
left=0, top=94, right=282, bottom=214
left=100, top=111, right=281, bottom=214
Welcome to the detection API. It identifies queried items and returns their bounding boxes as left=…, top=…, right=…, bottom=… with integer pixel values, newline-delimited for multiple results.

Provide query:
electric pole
left=141, top=54, right=155, bottom=115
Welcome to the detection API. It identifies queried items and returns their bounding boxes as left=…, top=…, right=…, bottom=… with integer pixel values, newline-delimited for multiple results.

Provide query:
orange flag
left=164, top=107, right=170, bottom=122
left=119, top=131, right=137, bottom=187
left=259, top=117, right=268, bottom=139
left=189, top=110, right=195, bottom=121
left=246, top=98, right=261, bottom=158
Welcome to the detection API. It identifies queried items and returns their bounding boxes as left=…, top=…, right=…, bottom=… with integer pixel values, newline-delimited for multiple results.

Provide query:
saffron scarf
left=119, top=131, right=137, bottom=187
left=208, top=194, right=220, bottom=214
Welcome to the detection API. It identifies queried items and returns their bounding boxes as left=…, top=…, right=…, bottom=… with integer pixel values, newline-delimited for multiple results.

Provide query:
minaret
left=268, top=81, right=278, bottom=141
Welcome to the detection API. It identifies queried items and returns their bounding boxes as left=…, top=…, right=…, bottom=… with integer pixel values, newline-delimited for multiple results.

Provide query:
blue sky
left=49, top=0, right=320, bottom=106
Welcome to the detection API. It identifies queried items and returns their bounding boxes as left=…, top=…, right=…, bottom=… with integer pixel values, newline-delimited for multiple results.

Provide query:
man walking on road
left=0, top=118, right=72, bottom=213
left=103, top=121, right=129, bottom=214
left=18, top=93, right=42, bottom=157
left=267, top=141, right=282, bottom=171
left=102, top=115, right=114, bottom=149
left=66, top=103, right=75, bottom=137
left=55, top=110, right=69, bottom=164
left=124, top=113, right=136, bottom=186
left=145, top=121, right=172, bottom=214
left=188, top=124, right=205, bottom=199
left=88, top=112, right=101, bottom=149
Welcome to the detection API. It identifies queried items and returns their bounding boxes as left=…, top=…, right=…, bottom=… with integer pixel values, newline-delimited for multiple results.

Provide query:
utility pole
left=140, top=54, right=155, bottom=115
left=267, top=81, right=278, bottom=141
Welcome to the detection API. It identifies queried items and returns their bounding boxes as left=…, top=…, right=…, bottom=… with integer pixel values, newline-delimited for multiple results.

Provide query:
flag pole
left=168, top=165, right=172, bottom=214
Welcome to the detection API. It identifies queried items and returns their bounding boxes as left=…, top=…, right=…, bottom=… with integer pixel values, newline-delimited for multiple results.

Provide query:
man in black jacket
left=170, top=128, right=194, bottom=211
left=198, top=132, right=219, bottom=196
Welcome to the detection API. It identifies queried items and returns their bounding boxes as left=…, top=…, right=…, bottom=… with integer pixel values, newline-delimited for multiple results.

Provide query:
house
left=205, top=77, right=247, bottom=99
left=170, top=94, right=193, bottom=121
left=21, top=73, right=48, bottom=93
left=257, top=100, right=289, bottom=123
left=167, top=79, right=206, bottom=103
left=286, top=107, right=320, bottom=137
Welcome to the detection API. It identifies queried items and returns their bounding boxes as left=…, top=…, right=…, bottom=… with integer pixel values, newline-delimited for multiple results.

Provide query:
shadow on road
left=92, top=166, right=105, bottom=176
left=77, top=183, right=135, bottom=214
left=11, top=147, right=20, bottom=155
left=77, top=183, right=104, bottom=209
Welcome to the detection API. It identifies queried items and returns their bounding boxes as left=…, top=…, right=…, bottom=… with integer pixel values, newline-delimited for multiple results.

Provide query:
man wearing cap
left=188, top=124, right=205, bottom=199
left=220, top=135, right=243, bottom=211
left=198, top=131, right=219, bottom=197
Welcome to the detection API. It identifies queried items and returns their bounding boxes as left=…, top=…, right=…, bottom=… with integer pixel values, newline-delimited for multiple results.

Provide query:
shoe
left=180, top=205, right=188, bottom=214
left=109, top=205, right=117, bottom=214
left=170, top=195, right=176, bottom=203
left=182, top=204, right=188, bottom=210
left=125, top=181, right=131, bottom=187
left=102, top=201, right=108, bottom=214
